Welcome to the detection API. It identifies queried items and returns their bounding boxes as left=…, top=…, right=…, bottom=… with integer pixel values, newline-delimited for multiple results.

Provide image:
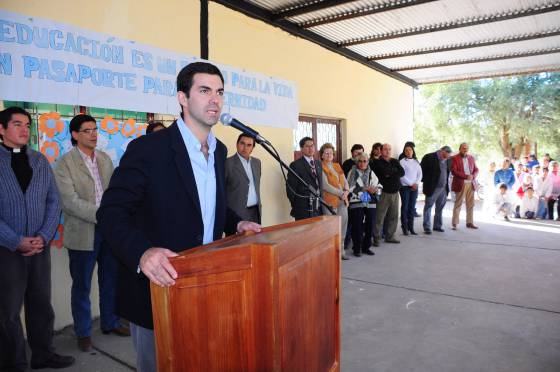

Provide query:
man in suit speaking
left=225, top=134, right=262, bottom=233
left=96, top=62, right=261, bottom=372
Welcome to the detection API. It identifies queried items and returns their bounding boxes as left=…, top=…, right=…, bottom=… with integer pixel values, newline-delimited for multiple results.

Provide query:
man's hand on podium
left=140, top=247, right=179, bottom=287
left=236, top=221, right=262, bottom=235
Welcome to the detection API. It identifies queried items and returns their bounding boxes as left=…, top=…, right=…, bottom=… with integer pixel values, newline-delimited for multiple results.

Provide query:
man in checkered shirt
left=54, top=114, right=130, bottom=353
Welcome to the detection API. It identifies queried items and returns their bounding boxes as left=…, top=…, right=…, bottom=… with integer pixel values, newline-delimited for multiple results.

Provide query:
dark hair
left=0, top=106, right=32, bottom=140
left=498, top=183, right=508, bottom=190
left=236, top=133, right=255, bottom=146
left=177, top=62, right=224, bottom=98
left=146, top=121, right=165, bottom=134
left=69, top=114, right=96, bottom=146
left=299, top=136, right=313, bottom=148
left=399, top=142, right=417, bottom=160
left=369, top=142, right=382, bottom=160
left=350, top=144, right=364, bottom=153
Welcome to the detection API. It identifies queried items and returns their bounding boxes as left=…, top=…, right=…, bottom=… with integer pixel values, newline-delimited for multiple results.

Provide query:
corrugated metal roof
left=218, top=0, right=560, bottom=84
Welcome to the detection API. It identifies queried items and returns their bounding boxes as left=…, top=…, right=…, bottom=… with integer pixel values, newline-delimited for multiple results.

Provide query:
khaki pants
left=374, top=192, right=399, bottom=240
left=452, top=182, right=475, bottom=225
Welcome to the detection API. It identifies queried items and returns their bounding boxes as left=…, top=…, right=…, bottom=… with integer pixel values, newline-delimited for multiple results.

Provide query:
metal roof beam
left=273, top=0, right=357, bottom=21
left=210, top=0, right=418, bottom=86
left=394, top=48, right=560, bottom=71
left=340, top=2, right=560, bottom=47
left=369, top=29, right=560, bottom=60
left=300, top=0, right=437, bottom=28
left=418, top=67, right=560, bottom=84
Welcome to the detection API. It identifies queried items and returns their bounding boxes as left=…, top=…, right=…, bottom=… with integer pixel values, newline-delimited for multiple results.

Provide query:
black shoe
left=353, top=251, right=362, bottom=257
left=433, top=227, right=445, bottom=232
left=31, top=354, right=75, bottom=369
left=373, top=239, right=380, bottom=247
left=409, top=230, right=418, bottom=235
left=362, top=249, right=375, bottom=256
left=424, top=229, right=432, bottom=235
left=402, top=228, right=409, bottom=236
left=414, top=212, right=421, bottom=217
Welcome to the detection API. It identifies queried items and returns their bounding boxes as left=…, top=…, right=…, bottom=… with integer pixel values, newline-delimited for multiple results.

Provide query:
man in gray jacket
left=54, top=114, right=129, bottom=353
left=0, top=107, right=74, bottom=370
left=225, top=133, right=262, bottom=234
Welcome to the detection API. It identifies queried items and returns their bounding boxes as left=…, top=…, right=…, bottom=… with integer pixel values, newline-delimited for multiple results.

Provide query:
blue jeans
left=130, top=323, right=156, bottom=372
left=67, top=228, right=120, bottom=337
left=400, top=186, right=418, bottom=232
left=423, top=187, right=447, bottom=231
left=537, top=199, right=548, bottom=219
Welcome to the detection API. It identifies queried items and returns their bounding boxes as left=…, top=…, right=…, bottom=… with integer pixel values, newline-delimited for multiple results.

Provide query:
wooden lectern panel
left=279, top=239, right=338, bottom=371
left=151, top=216, right=340, bottom=372
left=171, top=270, right=252, bottom=371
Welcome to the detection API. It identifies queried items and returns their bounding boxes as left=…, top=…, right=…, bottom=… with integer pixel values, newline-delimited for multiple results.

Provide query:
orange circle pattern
left=38, top=112, right=65, bottom=139
left=100, top=115, right=119, bottom=135
left=40, top=141, right=60, bottom=163
left=121, top=118, right=137, bottom=137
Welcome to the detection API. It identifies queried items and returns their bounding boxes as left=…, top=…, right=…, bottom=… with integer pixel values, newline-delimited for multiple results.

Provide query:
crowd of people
left=1, top=60, right=558, bottom=372
left=487, top=154, right=560, bottom=221
left=286, top=138, right=490, bottom=259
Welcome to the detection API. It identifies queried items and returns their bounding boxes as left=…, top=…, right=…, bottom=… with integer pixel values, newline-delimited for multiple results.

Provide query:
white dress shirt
left=176, top=116, right=216, bottom=245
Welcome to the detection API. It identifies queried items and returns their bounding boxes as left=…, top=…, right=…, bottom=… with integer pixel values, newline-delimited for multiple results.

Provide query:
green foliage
left=414, top=73, right=560, bottom=162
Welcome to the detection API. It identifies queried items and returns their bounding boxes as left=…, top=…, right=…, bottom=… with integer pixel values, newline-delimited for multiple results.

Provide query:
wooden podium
left=151, top=216, right=341, bottom=371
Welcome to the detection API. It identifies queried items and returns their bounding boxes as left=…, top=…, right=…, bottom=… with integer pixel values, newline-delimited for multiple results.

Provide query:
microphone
left=220, top=113, right=267, bottom=144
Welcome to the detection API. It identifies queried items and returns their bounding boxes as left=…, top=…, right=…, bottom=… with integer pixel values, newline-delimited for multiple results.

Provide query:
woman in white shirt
left=399, top=144, right=423, bottom=235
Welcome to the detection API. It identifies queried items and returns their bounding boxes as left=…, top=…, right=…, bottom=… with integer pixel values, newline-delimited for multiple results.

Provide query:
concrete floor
left=36, top=203, right=560, bottom=372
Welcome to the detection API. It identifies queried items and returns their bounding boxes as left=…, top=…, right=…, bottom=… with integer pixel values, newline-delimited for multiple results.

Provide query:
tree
left=414, top=72, right=560, bottom=162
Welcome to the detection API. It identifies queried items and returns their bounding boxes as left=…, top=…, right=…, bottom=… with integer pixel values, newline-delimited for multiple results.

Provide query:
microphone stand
left=253, top=137, right=336, bottom=216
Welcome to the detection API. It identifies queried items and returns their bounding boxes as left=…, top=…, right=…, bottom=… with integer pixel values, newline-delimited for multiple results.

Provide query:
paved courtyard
left=38, top=203, right=560, bottom=372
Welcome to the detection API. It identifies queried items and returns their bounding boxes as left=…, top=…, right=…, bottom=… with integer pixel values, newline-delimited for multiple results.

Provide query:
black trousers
left=349, top=207, right=376, bottom=253
left=292, top=201, right=322, bottom=221
left=547, top=198, right=560, bottom=219
left=0, top=247, right=55, bottom=371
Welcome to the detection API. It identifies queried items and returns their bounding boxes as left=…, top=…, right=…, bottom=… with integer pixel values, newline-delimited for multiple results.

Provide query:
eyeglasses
left=79, top=128, right=98, bottom=135
left=358, top=160, right=368, bottom=163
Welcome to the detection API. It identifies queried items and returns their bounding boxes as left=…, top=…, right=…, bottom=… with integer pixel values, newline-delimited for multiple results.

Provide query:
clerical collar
left=1, top=143, right=26, bottom=153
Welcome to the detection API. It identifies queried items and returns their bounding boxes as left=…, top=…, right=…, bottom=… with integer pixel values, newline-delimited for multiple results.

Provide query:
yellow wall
left=2, top=0, right=413, bottom=329
left=208, top=2, right=413, bottom=225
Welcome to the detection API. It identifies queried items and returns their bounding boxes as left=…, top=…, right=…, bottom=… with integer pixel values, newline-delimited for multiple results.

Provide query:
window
left=293, top=115, right=342, bottom=163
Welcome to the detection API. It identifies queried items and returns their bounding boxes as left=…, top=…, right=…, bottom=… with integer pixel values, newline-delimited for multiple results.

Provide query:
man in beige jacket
left=54, top=114, right=129, bottom=352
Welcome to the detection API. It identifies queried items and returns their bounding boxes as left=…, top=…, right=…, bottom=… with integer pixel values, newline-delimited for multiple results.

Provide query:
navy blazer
left=97, top=121, right=239, bottom=329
